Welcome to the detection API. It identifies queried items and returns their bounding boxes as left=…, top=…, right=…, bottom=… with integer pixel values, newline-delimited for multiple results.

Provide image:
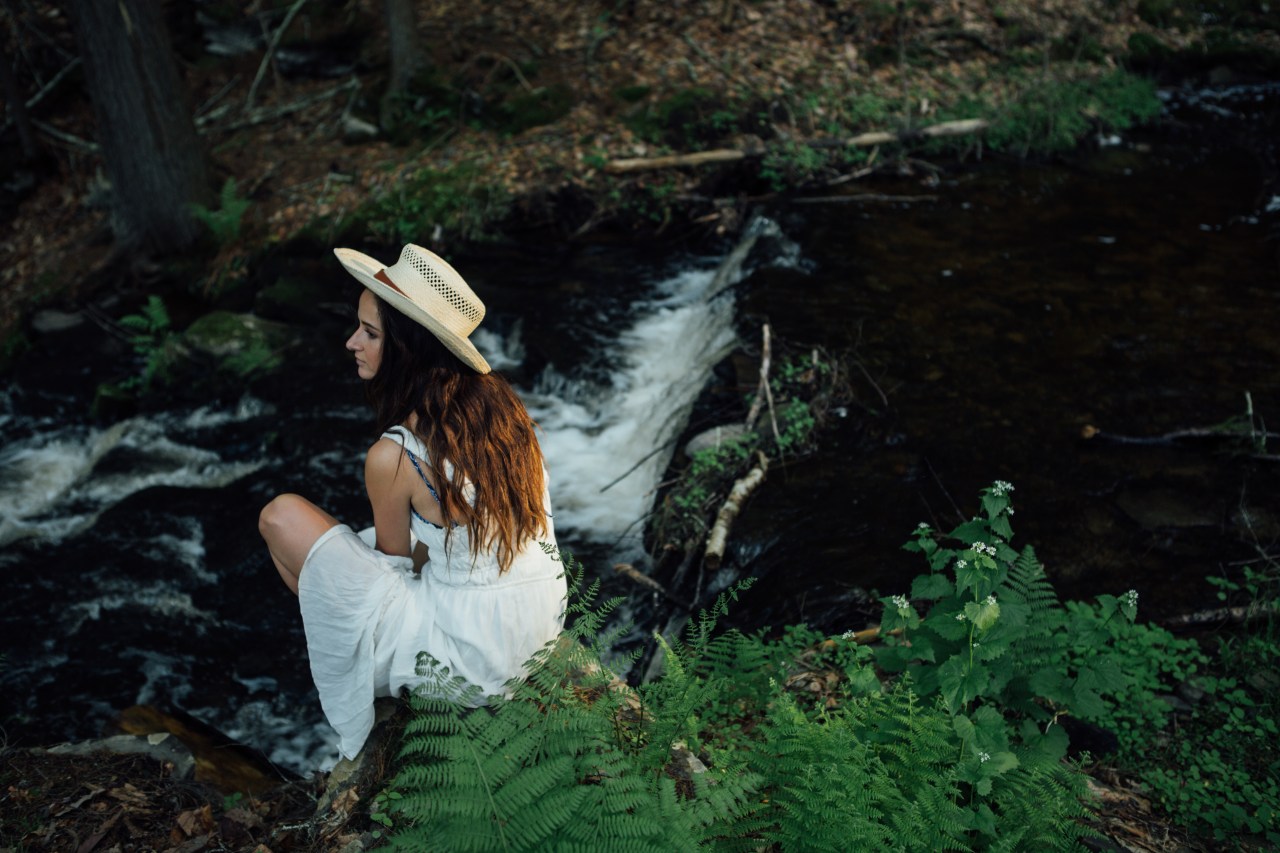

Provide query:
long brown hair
left=366, top=292, right=547, bottom=572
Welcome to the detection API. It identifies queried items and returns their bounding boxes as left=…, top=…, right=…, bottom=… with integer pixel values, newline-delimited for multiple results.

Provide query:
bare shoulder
left=365, top=436, right=408, bottom=479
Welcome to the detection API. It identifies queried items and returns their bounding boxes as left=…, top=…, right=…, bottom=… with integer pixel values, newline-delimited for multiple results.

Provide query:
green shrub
left=190, top=178, right=251, bottom=245
left=984, top=70, right=1161, bottom=156
left=384, top=532, right=1101, bottom=851
left=348, top=160, right=511, bottom=244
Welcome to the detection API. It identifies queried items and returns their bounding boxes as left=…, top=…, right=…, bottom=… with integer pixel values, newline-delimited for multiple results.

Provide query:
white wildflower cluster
left=992, top=480, right=1014, bottom=496
left=890, top=594, right=910, bottom=610
left=956, top=612, right=967, bottom=621
left=841, top=629, right=857, bottom=641
left=973, top=542, right=997, bottom=557
left=978, top=751, right=991, bottom=763
left=1007, top=508, right=1015, bottom=516
left=1123, top=589, right=1139, bottom=608
left=916, top=522, right=931, bottom=532
left=985, top=595, right=997, bottom=606
left=955, top=558, right=968, bottom=569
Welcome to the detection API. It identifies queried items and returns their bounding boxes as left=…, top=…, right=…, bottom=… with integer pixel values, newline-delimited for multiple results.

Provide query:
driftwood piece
left=614, top=563, right=693, bottom=610
left=704, top=451, right=769, bottom=570
left=605, top=118, right=987, bottom=174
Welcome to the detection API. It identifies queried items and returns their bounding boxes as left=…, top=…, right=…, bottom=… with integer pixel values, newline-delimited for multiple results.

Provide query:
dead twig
left=214, top=79, right=358, bottom=133
left=613, top=563, right=692, bottom=611
left=745, top=324, right=780, bottom=445
left=31, top=119, right=97, bottom=153
left=245, top=0, right=311, bottom=111
left=1, top=57, right=80, bottom=135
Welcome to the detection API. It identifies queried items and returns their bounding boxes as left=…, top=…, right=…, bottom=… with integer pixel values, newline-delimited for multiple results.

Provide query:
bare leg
left=259, top=493, right=341, bottom=596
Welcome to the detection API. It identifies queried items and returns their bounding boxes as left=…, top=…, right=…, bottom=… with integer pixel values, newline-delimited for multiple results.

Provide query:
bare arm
left=365, top=438, right=414, bottom=558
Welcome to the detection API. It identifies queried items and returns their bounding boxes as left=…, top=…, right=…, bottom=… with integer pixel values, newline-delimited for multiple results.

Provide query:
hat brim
left=334, top=248, right=491, bottom=374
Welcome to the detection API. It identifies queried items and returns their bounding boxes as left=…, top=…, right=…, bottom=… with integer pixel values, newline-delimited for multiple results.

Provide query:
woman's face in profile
left=345, top=290, right=384, bottom=380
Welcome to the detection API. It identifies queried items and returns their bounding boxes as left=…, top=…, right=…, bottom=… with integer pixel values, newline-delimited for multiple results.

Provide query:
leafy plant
left=191, top=178, right=251, bottom=245
left=384, top=533, right=1107, bottom=851
left=384, top=552, right=761, bottom=851
left=654, top=350, right=840, bottom=548
left=1134, top=559, right=1280, bottom=845
left=349, top=160, right=511, bottom=244
left=116, top=295, right=178, bottom=391
left=984, top=70, right=1160, bottom=156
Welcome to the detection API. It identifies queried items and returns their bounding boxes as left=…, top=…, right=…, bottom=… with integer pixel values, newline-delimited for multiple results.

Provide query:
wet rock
left=1157, top=693, right=1193, bottom=714
left=42, top=732, right=196, bottom=779
left=1246, top=668, right=1280, bottom=694
left=31, top=309, right=84, bottom=333
left=1115, top=486, right=1219, bottom=530
left=316, top=697, right=406, bottom=816
left=684, top=422, right=750, bottom=457
left=180, top=311, right=293, bottom=379
left=1176, top=679, right=1209, bottom=706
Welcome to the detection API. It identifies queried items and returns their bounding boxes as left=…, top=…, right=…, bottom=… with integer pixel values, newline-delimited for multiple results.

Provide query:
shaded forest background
left=2, top=0, right=1278, bottom=352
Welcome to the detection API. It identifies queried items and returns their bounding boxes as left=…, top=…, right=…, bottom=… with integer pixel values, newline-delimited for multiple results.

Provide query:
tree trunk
left=380, top=0, right=426, bottom=129
left=67, top=0, right=211, bottom=251
left=0, top=41, right=39, bottom=162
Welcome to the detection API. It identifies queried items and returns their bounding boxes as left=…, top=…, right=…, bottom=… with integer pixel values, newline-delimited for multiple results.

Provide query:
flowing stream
left=0, top=222, right=797, bottom=770
left=1, top=83, right=1277, bottom=771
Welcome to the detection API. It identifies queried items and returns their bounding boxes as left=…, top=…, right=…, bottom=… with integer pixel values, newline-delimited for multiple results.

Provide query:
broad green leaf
left=939, top=658, right=991, bottom=712
left=911, top=573, right=953, bottom=600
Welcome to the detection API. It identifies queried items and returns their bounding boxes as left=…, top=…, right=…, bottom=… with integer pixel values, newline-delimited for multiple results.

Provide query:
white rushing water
left=502, top=218, right=800, bottom=559
left=0, top=396, right=272, bottom=547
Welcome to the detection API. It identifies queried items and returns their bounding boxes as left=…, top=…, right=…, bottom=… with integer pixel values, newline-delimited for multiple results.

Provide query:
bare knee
left=259, top=493, right=304, bottom=544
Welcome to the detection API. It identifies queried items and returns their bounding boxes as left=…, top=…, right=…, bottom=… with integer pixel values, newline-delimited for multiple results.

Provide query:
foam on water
left=0, top=397, right=270, bottom=547
left=524, top=218, right=796, bottom=555
left=528, top=269, right=736, bottom=551
left=62, top=581, right=221, bottom=635
left=132, top=517, right=212, bottom=583
left=207, top=698, right=339, bottom=773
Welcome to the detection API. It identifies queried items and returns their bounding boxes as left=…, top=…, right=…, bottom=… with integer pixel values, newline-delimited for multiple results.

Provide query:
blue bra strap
left=402, top=446, right=442, bottom=506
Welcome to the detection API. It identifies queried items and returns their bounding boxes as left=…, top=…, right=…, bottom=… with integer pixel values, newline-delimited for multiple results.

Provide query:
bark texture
left=381, top=0, right=427, bottom=128
left=68, top=0, right=211, bottom=251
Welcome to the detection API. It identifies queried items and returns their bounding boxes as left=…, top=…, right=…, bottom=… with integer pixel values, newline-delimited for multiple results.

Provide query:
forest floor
left=3, top=1, right=1279, bottom=851
left=3, top=0, right=1279, bottom=344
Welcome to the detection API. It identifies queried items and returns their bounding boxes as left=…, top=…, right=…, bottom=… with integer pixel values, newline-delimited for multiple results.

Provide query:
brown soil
left=4, top=0, right=1277, bottom=339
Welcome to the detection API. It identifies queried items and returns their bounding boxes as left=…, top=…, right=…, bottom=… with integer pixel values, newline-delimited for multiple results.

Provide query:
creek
left=1, top=82, right=1277, bottom=772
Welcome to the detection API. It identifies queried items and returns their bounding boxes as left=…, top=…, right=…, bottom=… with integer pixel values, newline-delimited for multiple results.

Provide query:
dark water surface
left=1, top=85, right=1277, bottom=768
left=727, top=93, right=1280, bottom=632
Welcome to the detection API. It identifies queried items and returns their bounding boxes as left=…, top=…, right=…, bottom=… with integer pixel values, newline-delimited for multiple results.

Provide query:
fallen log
left=604, top=118, right=988, bottom=174
left=703, top=451, right=769, bottom=570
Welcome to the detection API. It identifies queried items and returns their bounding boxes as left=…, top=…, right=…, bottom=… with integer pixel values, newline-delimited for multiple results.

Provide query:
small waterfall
left=512, top=218, right=800, bottom=558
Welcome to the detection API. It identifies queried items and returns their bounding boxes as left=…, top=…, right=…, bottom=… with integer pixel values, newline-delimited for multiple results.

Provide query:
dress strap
left=402, top=445, right=442, bottom=506
left=383, top=426, right=443, bottom=507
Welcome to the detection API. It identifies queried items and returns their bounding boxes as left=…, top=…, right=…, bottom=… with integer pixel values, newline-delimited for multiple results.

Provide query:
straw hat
left=334, top=244, right=491, bottom=374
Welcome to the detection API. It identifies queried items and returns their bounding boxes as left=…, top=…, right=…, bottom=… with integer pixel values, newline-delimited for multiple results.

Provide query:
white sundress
left=297, top=428, right=567, bottom=760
